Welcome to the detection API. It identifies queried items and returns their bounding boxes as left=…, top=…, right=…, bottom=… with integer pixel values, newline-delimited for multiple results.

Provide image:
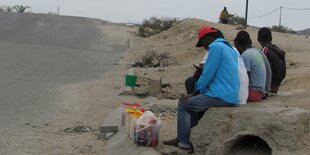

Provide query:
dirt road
left=0, top=12, right=136, bottom=154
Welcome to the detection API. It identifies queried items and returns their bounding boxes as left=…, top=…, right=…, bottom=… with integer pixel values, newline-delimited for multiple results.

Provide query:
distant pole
left=279, top=6, right=282, bottom=27
left=57, top=6, right=59, bottom=15
left=245, top=0, right=249, bottom=29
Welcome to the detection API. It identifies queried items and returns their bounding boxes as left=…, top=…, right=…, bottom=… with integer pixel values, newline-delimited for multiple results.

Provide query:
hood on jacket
left=267, top=44, right=285, bottom=59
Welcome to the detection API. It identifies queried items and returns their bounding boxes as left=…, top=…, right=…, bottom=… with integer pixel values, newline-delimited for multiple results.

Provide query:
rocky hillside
left=299, top=28, right=310, bottom=35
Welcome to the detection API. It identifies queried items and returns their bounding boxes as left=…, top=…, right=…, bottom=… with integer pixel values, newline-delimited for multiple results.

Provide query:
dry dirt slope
left=100, top=18, right=310, bottom=154
left=101, top=18, right=310, bottom=154
left=127, top=18, right=310, bottom=105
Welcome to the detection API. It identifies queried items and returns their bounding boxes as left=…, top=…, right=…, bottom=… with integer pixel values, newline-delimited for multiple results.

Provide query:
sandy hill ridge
left=299, top=28, right=310, bottom=35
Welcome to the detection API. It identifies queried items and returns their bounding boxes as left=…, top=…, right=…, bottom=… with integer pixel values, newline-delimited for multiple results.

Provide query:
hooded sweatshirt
left=195, top=38, right=246, bottom=104
left=262, top=43, right=286, bottom=86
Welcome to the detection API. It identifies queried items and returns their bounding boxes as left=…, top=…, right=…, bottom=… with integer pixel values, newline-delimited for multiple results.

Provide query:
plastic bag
left=135, top=111, right=161, bottom=147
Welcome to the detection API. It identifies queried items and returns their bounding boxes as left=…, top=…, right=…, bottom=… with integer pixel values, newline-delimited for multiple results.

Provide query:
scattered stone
left=236, top=25, right=245, bottom=30
left=24, top=123, right=30, bottom=125
left=145, top=96, right=159, bottom=102
left=151, top=104, right=177, bottom=113
left=63, top=126, right=91, bottom=133
left=142, top=96, right=160, bottom=110
left=131, top=62, right=145, bottom=67
left=162, top=79, right=170, bottom=88
left=160, top=147, right=189, bottom=155
left=31, top=125, right=41, bottom=128
left=160, top=147, right=178, bottom=155
left=168, top=95, right=178, bottom=100
left=133, top=87, right=149, bottom=98
left=158, top=68, right=165, bottom=72
left=151, top=104, right=167, bottom=113
left=289, top=62, right=297, bottom=66
left=118, top=90, right=134, bottom=96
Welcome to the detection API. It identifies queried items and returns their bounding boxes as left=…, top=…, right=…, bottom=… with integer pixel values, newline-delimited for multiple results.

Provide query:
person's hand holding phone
left=193, top=64, right=199, bottom=69
left=193, top=63, right=204, bottom=79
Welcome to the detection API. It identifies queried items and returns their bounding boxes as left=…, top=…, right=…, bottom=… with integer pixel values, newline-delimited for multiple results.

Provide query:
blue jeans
left=177, top=94, right=234, bottom=148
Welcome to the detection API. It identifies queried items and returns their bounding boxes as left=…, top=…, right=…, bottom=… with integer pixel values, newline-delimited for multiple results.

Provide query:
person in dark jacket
left=257, top=27, right=286, bottom=94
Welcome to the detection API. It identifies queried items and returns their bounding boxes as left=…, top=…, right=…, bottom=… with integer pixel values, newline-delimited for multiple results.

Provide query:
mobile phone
left=193, top=64, right=199, bottom=69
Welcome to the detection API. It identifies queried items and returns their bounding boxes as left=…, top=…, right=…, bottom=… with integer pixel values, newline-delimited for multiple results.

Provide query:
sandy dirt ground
left=99, top=18, right=310, bottom=154
left=5, top=18, right=309, bottom=155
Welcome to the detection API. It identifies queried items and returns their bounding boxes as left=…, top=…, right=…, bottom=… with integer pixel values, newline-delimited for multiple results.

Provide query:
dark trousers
left=185, top=76, right=197, bottom=95
left=220, top=19, right=228, bottom=24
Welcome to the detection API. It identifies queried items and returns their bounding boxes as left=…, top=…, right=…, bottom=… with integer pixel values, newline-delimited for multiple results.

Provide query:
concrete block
left=97, top=133, right=107, bottom=140
left=99, top=107, right=122, bottom=140
left=149, top=75, right=162, bottom=97
left=190, top=103, right=310, bottom=155
left=97, top=132, right=118, bottom=140
left=99, top=126, right=119, bottom=133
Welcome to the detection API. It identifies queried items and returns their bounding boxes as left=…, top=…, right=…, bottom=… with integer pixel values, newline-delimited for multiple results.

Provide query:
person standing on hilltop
left=257, top=27, right=286, bottom=95
left=219, top=7, right=231, bottom=24
left=234, top=30, right=271, bottom=102
left=163, top=26, right=248, bottom=153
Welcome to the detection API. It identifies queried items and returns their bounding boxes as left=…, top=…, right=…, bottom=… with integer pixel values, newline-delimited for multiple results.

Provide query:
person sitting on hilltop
left=163, top=26, right=248, bottom=153
left=219, top=7, right=233, bottom=24
left=257, top=27, right=286, bottom=95
left=234, top=30, right=272, bottom=102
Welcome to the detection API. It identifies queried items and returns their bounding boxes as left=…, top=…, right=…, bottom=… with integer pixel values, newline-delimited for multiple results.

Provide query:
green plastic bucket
left=125, top=74, right=137, bottom=87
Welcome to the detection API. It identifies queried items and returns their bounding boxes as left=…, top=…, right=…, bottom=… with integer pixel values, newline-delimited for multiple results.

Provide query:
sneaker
left=178, top=142, right=194, bottom=154
left=179, top=146, right=194, bottom=154
left=269, top=92, right=277, bottom=96
left=163, top=138, right=179, bottom=147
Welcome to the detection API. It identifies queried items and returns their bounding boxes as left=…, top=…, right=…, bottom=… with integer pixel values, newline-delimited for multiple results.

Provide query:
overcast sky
left=1, top=0, right=310, bottom=30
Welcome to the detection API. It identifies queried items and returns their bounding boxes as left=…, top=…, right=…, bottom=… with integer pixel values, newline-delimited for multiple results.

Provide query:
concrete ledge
left=190, top=103, right=310, bottom=155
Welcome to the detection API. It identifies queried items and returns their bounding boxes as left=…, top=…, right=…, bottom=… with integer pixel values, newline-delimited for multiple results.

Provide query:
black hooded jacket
left=263, top=43, right=286, bottom=86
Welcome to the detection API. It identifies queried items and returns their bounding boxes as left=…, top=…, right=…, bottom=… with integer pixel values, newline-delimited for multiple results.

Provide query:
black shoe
left=163, top=138, right=179, bottom=147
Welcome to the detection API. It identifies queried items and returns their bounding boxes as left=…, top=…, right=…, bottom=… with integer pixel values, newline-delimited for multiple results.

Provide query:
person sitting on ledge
left=234, top=30, right=271, bottom=102
left=163, top=26, right=248, bottom=153
left=257, top=27, right=286, bottom=95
